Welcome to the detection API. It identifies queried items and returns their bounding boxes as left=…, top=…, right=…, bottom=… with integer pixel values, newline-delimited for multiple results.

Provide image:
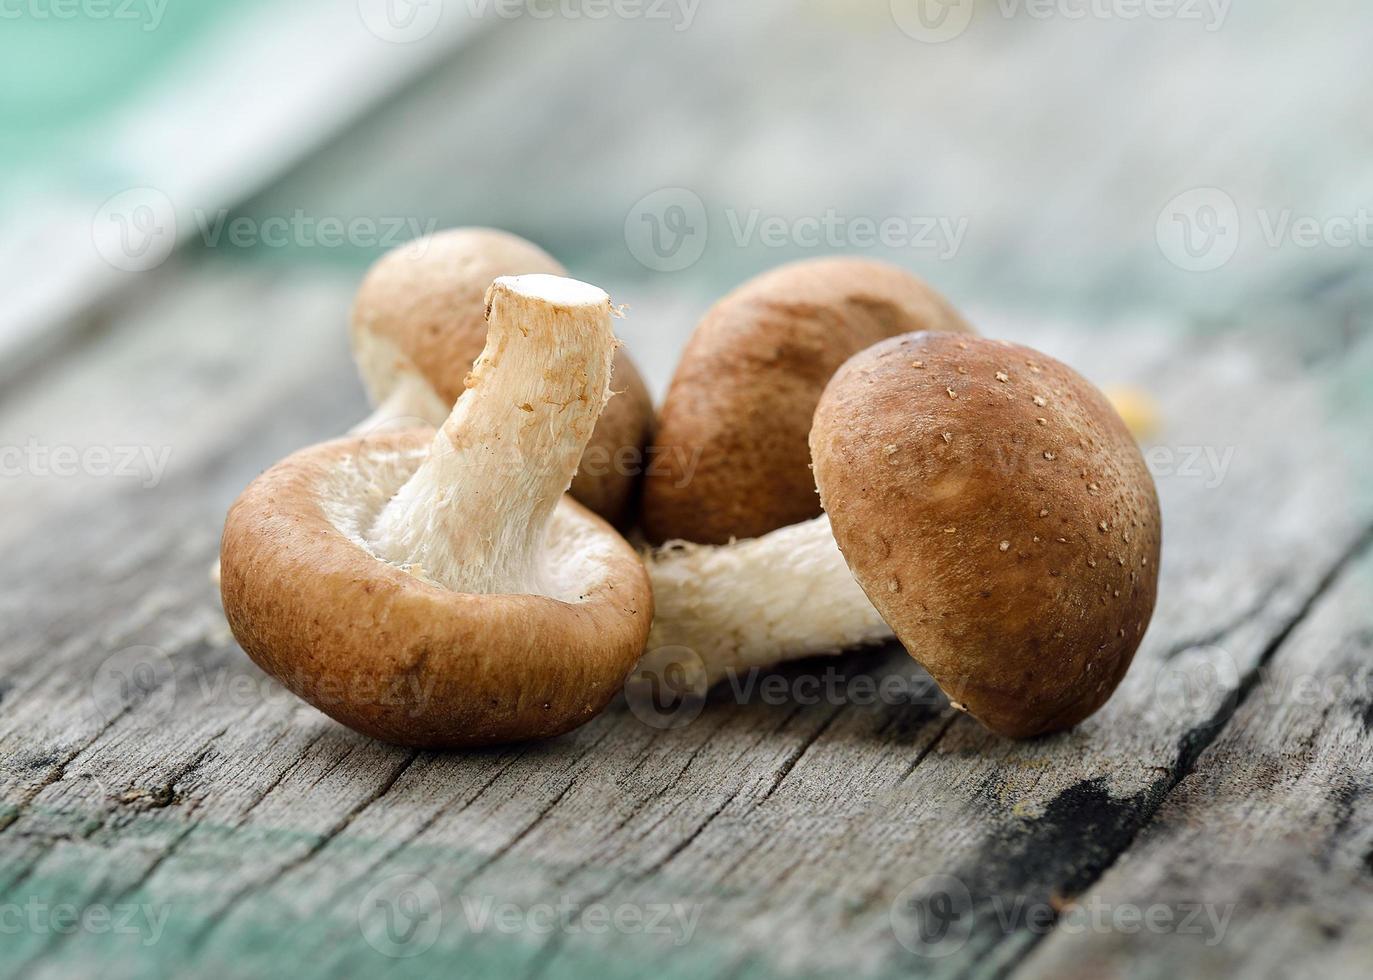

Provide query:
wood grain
left=5, top=6, right=1373, bottom=978
left=1, top=252, right=1370, bottom=978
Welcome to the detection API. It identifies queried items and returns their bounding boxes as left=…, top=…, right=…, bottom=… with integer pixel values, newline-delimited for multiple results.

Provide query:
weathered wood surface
left=1021, top=547, right=1373, bottom=980
left=1, top=252, right=1370, bottom=979
left=5, top=5, right=1373, bottom=979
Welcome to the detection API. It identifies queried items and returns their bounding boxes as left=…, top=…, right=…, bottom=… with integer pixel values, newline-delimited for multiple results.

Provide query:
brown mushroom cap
left=350, top=228, right=653, bottom=526
left=642, top=257, right=974, bottom=545
left=224, top=274, right=652, bottom=748
left=810, top=333, right=1161, bottom=737
left=221, top=432, right=652, bottom=748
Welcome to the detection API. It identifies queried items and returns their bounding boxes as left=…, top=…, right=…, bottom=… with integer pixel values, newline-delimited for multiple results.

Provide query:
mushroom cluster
left=639, top=259, right=1159, bottom=737
left=221, top=237, right=1159, bottom=746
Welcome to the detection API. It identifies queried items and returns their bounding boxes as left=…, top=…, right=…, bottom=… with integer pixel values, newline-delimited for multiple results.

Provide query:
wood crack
left=1161, top=578, right=1285, bottom=661
left=609, top=728, right=722, bottom=836
left=357, top=755, right=513, bottom=874
left=184, top=748, right=420, bottom=953
left=978, top=519, right=1373, bottom=977
left=756, top=703, right=846, bottom=806
left=520, top=715, right=801, bottom=979
left=0, top=714, right=126, bottom=837
left=1172, top=523, right=1373, bottom=775
left=3, top=726, right=233, bottom=976
left=522, top=782, right=747, bottom=980
left=233, top=729, right=319, bottom=826
left=897, top=712, right=959, bottom=783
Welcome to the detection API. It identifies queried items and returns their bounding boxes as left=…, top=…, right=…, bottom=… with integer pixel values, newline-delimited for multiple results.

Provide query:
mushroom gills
left=357, top=274, right=616, bottom=598
left=347, top=228, right=654, bottom=528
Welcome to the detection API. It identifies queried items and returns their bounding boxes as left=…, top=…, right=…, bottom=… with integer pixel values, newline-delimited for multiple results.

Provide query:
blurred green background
left=2, top=0, right=1370, bottom=400
left=0, top=0, right=249, bottom=173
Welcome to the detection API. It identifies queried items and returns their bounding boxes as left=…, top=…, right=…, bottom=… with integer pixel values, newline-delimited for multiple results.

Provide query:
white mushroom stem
left=367, top=274, right=614, bottom=594
left=212, top=345, right=451, bottom=589
left=646, top=513, right=893, bottom=686
left=349, top=372, right=449, bottom=435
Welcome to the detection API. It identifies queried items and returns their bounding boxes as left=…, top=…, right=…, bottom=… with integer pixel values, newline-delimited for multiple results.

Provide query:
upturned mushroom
left=641, top=256, right=974, bottom=545
left=210, top=229, right=652, bottom=586
left=811, top=332, right=1161, bottom=736
left=220, top=274, right=653, bottom=747
left=351, top=227, right=654, bottom=525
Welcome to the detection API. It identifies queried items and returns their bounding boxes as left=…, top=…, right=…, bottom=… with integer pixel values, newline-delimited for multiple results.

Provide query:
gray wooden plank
left=1, top=252, right=1370, bottom=978
left=5, top=6, right=1373, bottom=973
left=1015, top=546, right=1373, bottom=980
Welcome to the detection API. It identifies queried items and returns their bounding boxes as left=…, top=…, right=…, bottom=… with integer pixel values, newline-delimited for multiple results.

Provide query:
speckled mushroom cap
left=810, top=333, right=1161, bottom=737
left=350, top=227, right=654, bottom=525
left=221, top=433, right=652, bottom=748
left=642, top=257, right=974, bottom=545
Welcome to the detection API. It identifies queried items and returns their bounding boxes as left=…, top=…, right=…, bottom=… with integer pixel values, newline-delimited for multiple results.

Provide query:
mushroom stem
left=367, top=274, right=615, bottom=595
left=210, top=358, right=450, bottom=590
left=646, top=514, right=893, bottom=685
left=348, top=372, right=449, bottom=435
